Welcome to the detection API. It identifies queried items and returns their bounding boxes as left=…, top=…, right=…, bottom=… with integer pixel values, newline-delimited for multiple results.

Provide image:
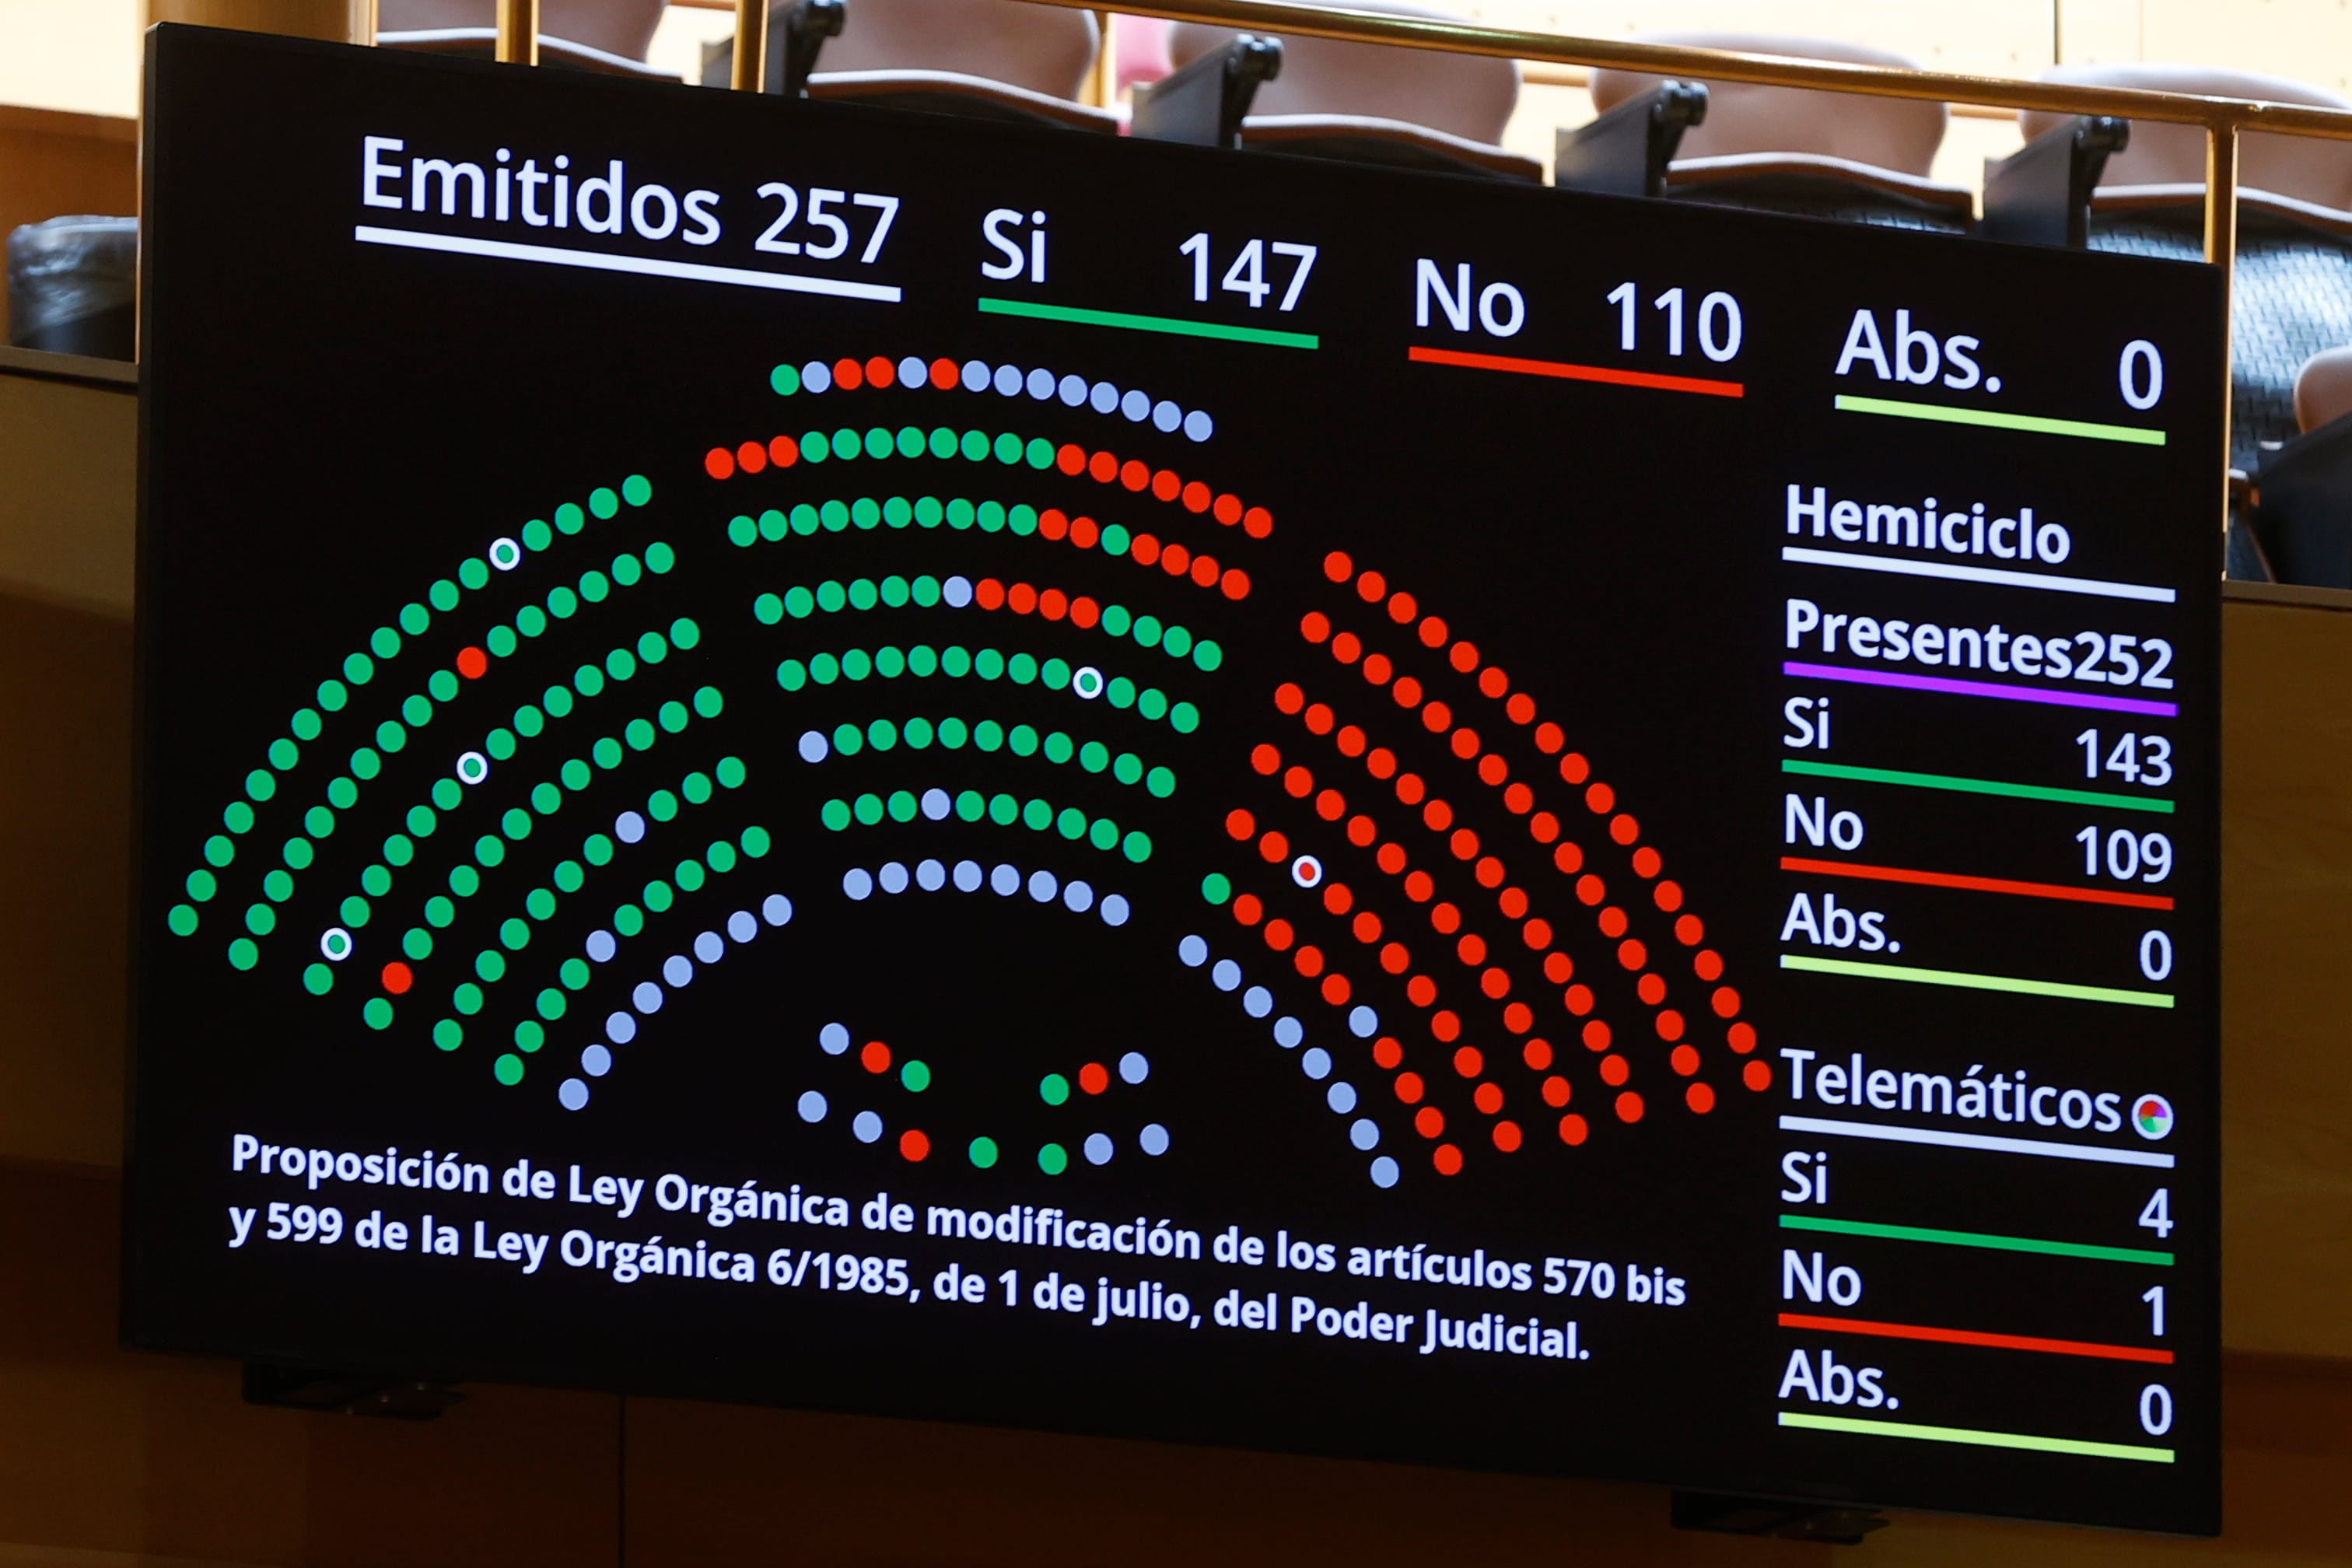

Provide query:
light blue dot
left=1119, top=1052, right=1148, bottom=1084
left=1349, top=1006, right=1379, bottom=1039
left=1059, top=373, right=1087, bottom=407
left=1121, top=388, right=1150, bottom=422
left=728, top=910, right=757, bottom=943
left=1101, top=894, right=1129, bottom=926
left=821, top=1024, right=850, bottom=1055
left=586, top=930, right=617, bottom=963
left=1370, top=1156, right=1399, bottom=1188
left=616, top=811, right=646, bottom=844
left=921, top=788, right=950, bottom=820
left=1153, top=400, right=1181, bottom=432
left=1350, top=1117, right=1381, bottom=1150
left=880, top=861, right=910, bottom=894
left=1026, top=367, right=1055, bottom=399
left=954, top=859, right=983, bottom=892
left=844, top=868, right=874, bottom=900
left=1212, top=960, right=1241, bottom=992
left=961, top=359, right=989, bottom=392
left=1028, top=869, right=1058, bottom=902
left=1139, top=1122, right=1171, bottom=1156
left=1303, top=1047, right=1332, bottom=1080
left=992, top=363, right=1022, bottom=396
left=1184, top=409, right=1213, bottom=443
left=798, top=1090, right=828, bottom=1122
left=1063, top=879, right=1094, bottom=913
left=607, top=1011, right=637, bottom=1043
left=1327, top=1082, right=1359, bottom=1114
left=1274, top=1017, right=1304, bottom=1048
left=582, top=1045, right=612, bottom=1076
left=1179, top=934, right=1209, bottom=968
left=853, top=1110, right=882, bottom=1143
left=991, top=863, right=1020, bottom=896
left=633, top=981, right=663, bottom=1013
left=694, top=930, right=723, bottom=963
left=917, top=858, right=947, bottom=891
left=1083, top=1132, right=1114, bottom=1165
left=897, top=355, right=926, bottom=387
left=762, top=893, right=793, bottom=926
left=943, top=576, right=973, bottom=608
left=1243, top=985, right=1272, bottom=1018
left=1090, top=380, right=1118, bottom=413
left=798, top=731, right=830, bottom=763
left=800, top=359, right=831, bottom=393
left=559, top=1079, right=589, bottom=1110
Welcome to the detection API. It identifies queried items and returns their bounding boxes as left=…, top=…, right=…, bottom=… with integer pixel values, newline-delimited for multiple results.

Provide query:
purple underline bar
left=1783, top=662, right=2180, bottom=717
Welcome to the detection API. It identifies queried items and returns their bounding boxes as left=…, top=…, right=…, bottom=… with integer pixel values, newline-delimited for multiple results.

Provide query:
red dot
left=1565, top=984, right=1594, bottom=1017
left=1431, top=1010, right=1461, bottom=1042
left=1619, top=940, right=1648, bottom=971
left=1222, top=569, right=1251, bottom=600
left=1160, top=541, right=1192, bottom=576
left=899, top=1129, right=930, bottom=1161
left=831, top=356, right=863, bottom=390
left=1224, top=808, right=1255, bottom=841
left=1576, top=874, right=1605, bottom=906
left=1559, top=752, right=1591, bottom=784
left=1598, top=907, right=1628, bottom=938
left=1657, top=1010, right=1685, bottom=1041
left=1274, top=682, right=1305, bottom=715
left=1121, top=460, right=1150, bottom=492
left=1079, top=1062, right=1110, bottom=1094
left=1242, top=506, right=1273, bottom=539
left=703, top=446, right=736, bottom=480
left=1039, top=589, right=1068, bottom=621
left=1153, top=468, right=1181, bottom=502
left=1262, top=919, right=1293, bottom=951
left=1396, top=1073, right=1426, bottom=1104
left=1713, top=986, right=1742, bottom=1017
left=455, top=646, right=488, bottom=680
left=1258, top=831, right=1289, bottom=863
left=1324, top=551, right=1353, bottom=583
left=1426, top=618, right=1456, bottom=650
left=1321, top=973, right=1352, bottom=1005
left=1632, top=847, right=1662, bottom=878
left=1655, top=880, right=1685, bottom=912
left=1089, top=450, right=1118, bottom=483
left=1729, top=1022, right=1759, bottom=1055
left=1070, top=516, right=1101, bottom=549
left=1503, top=1001, right=1533, bottom=1034
left=1392, top=675, right=1423, bottom=707
left=1585, top=782, right=1616, bottom=814
left=1599, top=1054, right=1629, bottom=1086
left=1414, top=1106, right=1444, bottom=1138
left=1070, top=597, right=1100, bottom=629
left=1535, top=723, right=1564, bottom=754
left=861, top=1040, right=891, bottom=1073
left=1559, top=1114, right=1588, bottom=1146
left=864, top=355, right=894, bottom=387
left=736, top=440, right=768, bottom=474
left=929, top=357, right=960, bottom=389
left=1452, top=1045, right=1483, bottom=1078
left=380, top=961, right=412, bottom=995
left=1543, top=952, right=1573, bottom=985
left=1542, top=1075, right=1571, bottom=1107
left=1056, top=443, right=1086, bottom=474
left=1685, top=1082, right=1717, bottom=1115
left=1433, top=1144, right=1464, bottom=1175
left=1357, top=570, right=1387, bottom=603
left=1478, top=665, right=1508, bottom=697
left=768, top=435, right=798, bottom=467
left=1743, top=1059, right=1773, bottom=1091
left=1231, top=894, right=1262, bottom=926
left=1214, top=494, right=1243, bottom=525
left=1676, top=915, right=1705, bottom=945
left=1304, top=703, right=1335, bottom=737
left=1474, top=1082, right=1503, bottom=1115
left=1374, top=1037, right=1404, bottom=1069
left=975, top=579, right=1006, bottom=611
left=1300, top=611, right=1332, bottom=643
left=1183, top=481, right=1213, bottom=513
left=1493, top=1120, right=1522, bottom=1152
left=1671, top=1045, right=1700, bottom=1076
left=1636, top=972, right=1665, bottom=1005
left=1387, top=591, right=1417, bottom=625
left=1582, top=1019, right=1612, bottom=1051
left=1615, top=1090, right=1645, bottom=1123
left=1610, top=814, right=1640, bottom=845
left=1007, top=583, right=1038, bottom=614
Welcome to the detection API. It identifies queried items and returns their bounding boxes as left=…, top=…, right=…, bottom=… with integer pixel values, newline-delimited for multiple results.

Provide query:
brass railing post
left=495, top=0, right=538, bottom=64
left=733, top=0, right=767, bottom=91
left=2205, top=119, right=2239, bottom=538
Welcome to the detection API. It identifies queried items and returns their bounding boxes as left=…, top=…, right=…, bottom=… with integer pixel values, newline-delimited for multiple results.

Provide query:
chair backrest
left=1167, top=0, right=1518, bottom=146
left=1591, top=34, right=1944, bottom=177
left=814, top=0, right=1099, bottom=101
left=2298, top=346, right=2352, bottom=432
left=2024, top=65, right=2352, bottom=211
left=377, top=0, right=669, bottom=61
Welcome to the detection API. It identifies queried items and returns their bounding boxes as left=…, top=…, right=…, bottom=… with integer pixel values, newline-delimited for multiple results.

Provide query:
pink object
left=1115, top=15, right=1173, bottom=93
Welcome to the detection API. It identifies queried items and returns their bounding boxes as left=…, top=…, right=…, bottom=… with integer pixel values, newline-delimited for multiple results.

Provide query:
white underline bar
left=1779, top=1114, right=2176, bottom=1168
left=1780, top=545, right=2177, bottom=604
left=353, top=225, right=903, bottom=303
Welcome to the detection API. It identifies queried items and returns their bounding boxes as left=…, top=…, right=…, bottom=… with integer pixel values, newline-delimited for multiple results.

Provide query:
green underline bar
left=1781, top=954, right=2175, bottom=1009
left=977, top=297, right=1319, bottom=349
left=1782, top=758, right=2175, bottom=814
left=1780, top=1214, right=2174, bottom=1266
left=1834, top=393, right=2166, bottom=446
left=1779, top=1411, right=2175, bottom=1464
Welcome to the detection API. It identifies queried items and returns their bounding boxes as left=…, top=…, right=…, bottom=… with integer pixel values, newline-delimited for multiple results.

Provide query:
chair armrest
left=1981, top=114, right=2129, bottom=247
left=768, top=0, right=847, bottom=96
left=1131, top=35, right=1283, bottom=149
left=1552, top=80, right=1706, bottom=198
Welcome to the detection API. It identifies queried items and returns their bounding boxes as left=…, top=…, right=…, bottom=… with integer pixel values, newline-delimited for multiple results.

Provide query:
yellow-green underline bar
left=1780, top=1213, right=2174, bottom=1266
left=1834, top=394, right=2165, bottom=446
left=1779, top=1411, right=2175, bottom=1463
left=978, top=296, right=1319, bottom=349
left=1782, top=759, right=2174, bottom=814
left=1780, top=954, right=2175, bottom=1009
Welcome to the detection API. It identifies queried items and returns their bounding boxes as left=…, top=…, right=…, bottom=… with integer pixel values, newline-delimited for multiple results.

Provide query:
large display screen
left=128, top=26, right=2223, bottom=1532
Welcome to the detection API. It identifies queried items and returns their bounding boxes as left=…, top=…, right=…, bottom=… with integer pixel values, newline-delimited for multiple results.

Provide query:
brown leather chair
left=1167, top=1, right=1537, bottom=182
left=1587, top=35, right=1969, bottom=229
left=377, top=0, right=674, bottom=79
left=804, top=0, right=1114, bottom=131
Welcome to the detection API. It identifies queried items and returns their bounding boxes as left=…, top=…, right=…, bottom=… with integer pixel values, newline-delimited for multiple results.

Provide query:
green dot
left=460, top=558, right=488, bottom=590
left=1193, top=639, right=1223, bottom=672
left=537, top=987, right=567, bottom=1020
left=1090, top=817, right=1119, bottom=851
left=317, top=678, right=349, bottom=712
left=1038, top=1143, right=1069, bottom=1175
left=1114, top=753, right=1143, bottom=786
left=227, top=800, right=257, bottom=831
left=624, top=474, right=652, bottom=506
left=502, top=807, right=532, bottom=839
left=434, top=1019, right=463, bottom=1051
left=1164, top=625, right=1194, bottom=659
left=695, top=687, right=723, bottom=719
left=645, top=880, right=674, bottom=913
left=167, top=904, right=198, bottom=936
left=450, top=864, right=480, bottom=898
left=560, top=958, right=590, bottom=990
left=590, top=486, right=619, bottom=520
left=755, top=593, right=783, bottom=625
left=403, top=927, right=432, bottom=961
left=821, top=800, right=851, bottom=831
left=970, top=1136, right=999, bottom=1170
left=345, top=651, right=376, bottom=685
left=494, top=1053, right=524, bottom=1085
left=227, top=937, right=257, bottom=970
left=384, top=833, right=415, bottom=866
left=522, top=520, right=551, bottom=552
left=649, top=789, right=679, bottom=823
left=364, top=997, right=394, bottom=1031
left=204, top=835, right=234, bottom=868
left=989, top=793, right=1017, bottom=825
left=282, top=836, right=313, bottom=870
left=1122, top=830, right=1153, bottom=862
left=426, top=895, right=456, bottom=927
left=500, top=916, right=531, bottom=950
left=476, top=950, right=509, bottom=982
left=263, top=869, right=295, bottom=901
left=1202, top=873, right=1232, bottom=905
left=555, top=859, right=585, bottom=892
left=772, top=362, right=801, bottom=394
left=801, top=430, right=827, bottom=463
left=341, top=894, right=372, bottom=926
left=362, top=864, right=392, bottom=895
left=187, top=869, right=216, bottom=901
left=303, top=963, right=334, bottom=996
left=376, top=720, right=407, bottom=754
left=1041, top=1073, right=1070, bottom=1106
left=593, top=737, right=622, bottom=770
left=901, top=1059, right=931, bottom=1092
left=1022, top=798, right=1052, bottom=831
left=1171, top=702, right=1201, bottom=734
left=1101, top=523, right=1131, bottom=557
left=730, top=515, right=758, bottom=548
left=1056, top=807, right=1087, bottom=840
left=244, top=902, right=275, bottom=936
left=370, top=625, right=401, bottom=659
left=245, top=768, right=276, bottom=802
left=268, top=737, right=298, bottom=771
left=615, top=902, right=645, bottom=936
left=454, top=982, right=484, bottom=1015
left=1147, top=766, right=1177, bottom=798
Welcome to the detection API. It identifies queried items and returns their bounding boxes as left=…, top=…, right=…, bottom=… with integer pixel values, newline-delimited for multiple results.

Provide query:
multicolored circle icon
left=2132, top=1093, right=2175, bottom=1141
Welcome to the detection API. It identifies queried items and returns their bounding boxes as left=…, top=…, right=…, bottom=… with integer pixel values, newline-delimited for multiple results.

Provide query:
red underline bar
left=1780, top=855, right=2176, bottom=911
left=1779, top=1311, right=2175, bottom=1364
left=1407, top=344, right=1745, bottom=398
